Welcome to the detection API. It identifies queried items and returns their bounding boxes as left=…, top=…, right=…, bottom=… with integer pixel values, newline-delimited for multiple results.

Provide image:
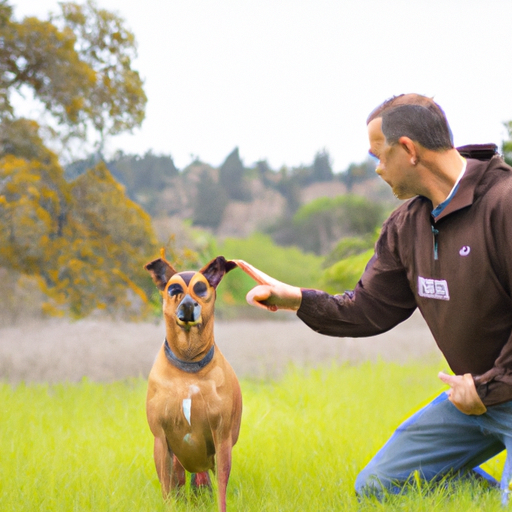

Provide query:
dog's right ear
left=144, top=258, right=177, bottom=291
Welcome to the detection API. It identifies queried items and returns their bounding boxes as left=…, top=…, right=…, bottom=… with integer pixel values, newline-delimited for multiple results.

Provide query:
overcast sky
left=14, top=0, right=512, bottom=172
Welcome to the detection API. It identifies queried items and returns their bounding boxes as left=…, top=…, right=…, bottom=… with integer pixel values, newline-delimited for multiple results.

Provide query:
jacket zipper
left=431, top=225, right=439, bottom=261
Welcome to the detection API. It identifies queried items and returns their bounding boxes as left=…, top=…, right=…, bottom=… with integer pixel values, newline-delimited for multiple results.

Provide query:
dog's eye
left=167, top=284, right=183, bottom=297
left=193, top=281, right=208, bottom=297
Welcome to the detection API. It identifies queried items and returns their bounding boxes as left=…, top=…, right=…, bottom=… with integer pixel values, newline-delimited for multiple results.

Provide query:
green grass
left=0, top=362, right=506, bottom=511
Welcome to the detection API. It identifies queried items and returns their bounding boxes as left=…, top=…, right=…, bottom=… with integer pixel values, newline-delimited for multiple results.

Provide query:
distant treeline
left=65, top=147, right=393, bottom=255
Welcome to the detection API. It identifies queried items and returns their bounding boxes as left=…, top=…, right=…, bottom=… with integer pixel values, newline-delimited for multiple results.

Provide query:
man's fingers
left=246, top=285, right=277, bottom=311
left=438, top=371, right=457, bottom=386
left=233, top=260, right=282, bottom=286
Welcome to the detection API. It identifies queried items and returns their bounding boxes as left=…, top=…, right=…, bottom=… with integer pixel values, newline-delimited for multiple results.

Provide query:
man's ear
left=144, top=258, right=177, bottom=291
left=398, top=136, right=419, bottom=164
left=200, top=256, right=237, bottom=289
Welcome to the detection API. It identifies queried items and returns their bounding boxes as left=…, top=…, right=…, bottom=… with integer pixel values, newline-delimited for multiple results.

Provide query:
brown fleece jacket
left=298, top=152, right=512, bottom=407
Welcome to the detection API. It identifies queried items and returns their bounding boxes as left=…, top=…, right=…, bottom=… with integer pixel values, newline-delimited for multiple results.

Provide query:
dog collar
left=163, top=339, right=215, bottom=373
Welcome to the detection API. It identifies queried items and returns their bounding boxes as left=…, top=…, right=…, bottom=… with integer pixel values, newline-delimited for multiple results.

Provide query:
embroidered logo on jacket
left=459, top=246, right=471, bottom=256
left=418, top=276, right=450, bottom=301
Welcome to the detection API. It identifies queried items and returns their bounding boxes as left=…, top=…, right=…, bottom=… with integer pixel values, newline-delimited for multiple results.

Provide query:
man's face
left=367, top=118, right=417, bottom=200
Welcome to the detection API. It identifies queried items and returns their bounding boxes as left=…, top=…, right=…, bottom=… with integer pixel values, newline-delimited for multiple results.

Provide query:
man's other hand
left=438, top=371, right=487, bottom=415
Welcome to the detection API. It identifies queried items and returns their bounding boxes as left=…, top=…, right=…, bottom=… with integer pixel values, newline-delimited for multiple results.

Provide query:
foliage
left=192, top=169, right=228, bottom=229
left=503, top=121, right=512, bottom=167
left=218, top=147, right=252, bottom=202
left=69, top=162, right=159, bottom=316
left=312, top=148, right=333, bottom=182
left=321, top=248, right=374, bottom=293
left=0, top=1, right=94, bottom=126
left=275, top=170, right=302, bottom=214
left=54, top=0, right=146, bottom=142
left=271, top=194, right=385, bottom=255
left=0, top=146, right=159, bottom=318
left=0, top=362, right=506, bottom=511
left=0, top=117, right=56, bottom=163
left=280, top=148, right=334, bottom=188
left=214, top=232, right=324, bottom=315
left=340, top=157, right=377, bottom=192
left=0, top=1, right=156, bottom=319
left=105, top=151, right=179, bottom=215
left=323, top=232, right=377, bottom=268
left=0, top=0, right=146, bottom=149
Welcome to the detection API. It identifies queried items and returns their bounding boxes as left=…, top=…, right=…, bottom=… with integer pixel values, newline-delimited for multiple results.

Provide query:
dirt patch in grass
left=0, top=311, right=439, bottom=383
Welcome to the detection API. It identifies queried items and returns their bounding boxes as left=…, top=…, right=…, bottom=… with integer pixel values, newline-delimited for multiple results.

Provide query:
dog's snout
left=177, top=294, right=201, bottom=324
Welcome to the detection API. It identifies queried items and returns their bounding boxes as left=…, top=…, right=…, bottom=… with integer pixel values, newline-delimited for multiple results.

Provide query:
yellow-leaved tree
left=0, top=1, right=163, bottom=320
left=0, top=126, right=159, bottom=318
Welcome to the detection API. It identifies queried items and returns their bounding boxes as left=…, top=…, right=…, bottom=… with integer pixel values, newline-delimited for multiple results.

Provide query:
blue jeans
left=355, top=392, right=512, bottom=503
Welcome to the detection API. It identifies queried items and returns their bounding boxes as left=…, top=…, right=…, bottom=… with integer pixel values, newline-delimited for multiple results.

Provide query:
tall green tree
left=218, top=147, right=251, bottom=202
left=312, top=149, right=333, bottom=182
left=192, top=170, right=227, bottom=229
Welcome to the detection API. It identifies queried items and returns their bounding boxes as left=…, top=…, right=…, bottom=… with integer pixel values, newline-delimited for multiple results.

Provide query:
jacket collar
left=432, top=157, right=496, bottom=222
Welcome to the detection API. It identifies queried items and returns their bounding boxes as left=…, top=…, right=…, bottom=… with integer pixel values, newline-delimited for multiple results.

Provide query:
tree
left=0, top=149, right=159, bottom=318
left=106, top=151, right=179, bottom=215
left=218, top=147, right=251, bottom=202
left=312, top=149, right=333, bottom=182
left=192, top=170, right=227, bottom=229
left=341, top=158, right=377, bottom=192
left=271, top=194, right=385, bottom=255
left=68, top=162, right=158, bottom=316
left=0, top=0, right=146, bottom=151
left=53, top=0, right=146, bottom=145
left=0, top=1, right=157, bottom=319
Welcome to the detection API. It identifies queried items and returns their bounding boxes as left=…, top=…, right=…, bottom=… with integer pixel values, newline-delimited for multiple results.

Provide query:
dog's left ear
left=200, top=256, right=237, bottom=289
left=144, top=258, right=177, bottom=291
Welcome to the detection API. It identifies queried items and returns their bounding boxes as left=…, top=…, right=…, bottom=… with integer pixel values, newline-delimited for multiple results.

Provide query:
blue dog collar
left=164, top=339, right=215, bottom=373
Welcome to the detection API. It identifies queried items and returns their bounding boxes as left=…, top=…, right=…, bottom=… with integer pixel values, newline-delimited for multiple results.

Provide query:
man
left=236, top=93, right=512, bottom=499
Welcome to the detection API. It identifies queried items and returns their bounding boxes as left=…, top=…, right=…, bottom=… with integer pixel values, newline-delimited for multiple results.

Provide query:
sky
left=13, top=0, right=512, bottom=172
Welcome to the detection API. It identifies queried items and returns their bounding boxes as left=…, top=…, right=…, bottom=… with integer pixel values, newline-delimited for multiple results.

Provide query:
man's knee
left=355, top=466, right=389, bottom=497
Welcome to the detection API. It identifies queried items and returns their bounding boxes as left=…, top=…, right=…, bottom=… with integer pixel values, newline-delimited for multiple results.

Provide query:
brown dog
left=144, top=255, right=242, bottom=511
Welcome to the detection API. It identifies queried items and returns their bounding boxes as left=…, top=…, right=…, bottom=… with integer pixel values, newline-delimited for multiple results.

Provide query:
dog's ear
left=144, top=258, right=177, bottom=291
left=200, top=256, right=237, bottom=289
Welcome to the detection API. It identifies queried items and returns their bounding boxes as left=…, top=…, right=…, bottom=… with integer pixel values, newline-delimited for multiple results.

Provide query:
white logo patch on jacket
left=418, top=276, right=450, bottom=301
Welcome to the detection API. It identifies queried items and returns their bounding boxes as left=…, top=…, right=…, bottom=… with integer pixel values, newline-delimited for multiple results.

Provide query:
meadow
left=0, top=361, right=506, bottom=511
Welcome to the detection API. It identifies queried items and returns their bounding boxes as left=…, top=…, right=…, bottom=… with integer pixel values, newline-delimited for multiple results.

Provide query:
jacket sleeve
left=474, top=178, right=512, bottom=407
left=297, top=214, right=417, bottom=337
left=475, top=342, right=512, bottom=407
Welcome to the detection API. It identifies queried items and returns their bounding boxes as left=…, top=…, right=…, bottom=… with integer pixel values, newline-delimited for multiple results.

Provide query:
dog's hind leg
left=191, top=471, right=212, bottom=492
left=170, top=454, right=186, bottom=489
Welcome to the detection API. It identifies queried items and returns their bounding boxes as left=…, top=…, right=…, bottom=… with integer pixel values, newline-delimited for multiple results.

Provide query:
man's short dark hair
left=367, top=94, right=454, bottom=151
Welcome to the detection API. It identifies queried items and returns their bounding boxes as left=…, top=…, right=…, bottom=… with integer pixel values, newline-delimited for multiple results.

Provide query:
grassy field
left=0, top=361, right=506, bottom=511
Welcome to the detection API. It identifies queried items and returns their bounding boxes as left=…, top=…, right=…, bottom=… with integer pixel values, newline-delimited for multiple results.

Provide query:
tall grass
left=0, top=362, right=506, bottom=511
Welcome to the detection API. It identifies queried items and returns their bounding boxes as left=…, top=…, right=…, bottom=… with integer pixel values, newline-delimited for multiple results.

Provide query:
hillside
left=91, top=147, right=397, bottom=248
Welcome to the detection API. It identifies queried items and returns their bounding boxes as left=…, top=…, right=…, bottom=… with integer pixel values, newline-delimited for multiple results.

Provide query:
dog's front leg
left=153, top=436, right=171, bottom=496
left=213, top=435, right=233, bottom=512
left=154, top=436, right=186, bottom=496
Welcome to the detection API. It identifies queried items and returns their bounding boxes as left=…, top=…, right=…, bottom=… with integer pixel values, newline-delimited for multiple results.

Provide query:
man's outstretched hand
left=438, top=372, right=487, bottom=415
left=233, top=260, right=302, bottom=312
